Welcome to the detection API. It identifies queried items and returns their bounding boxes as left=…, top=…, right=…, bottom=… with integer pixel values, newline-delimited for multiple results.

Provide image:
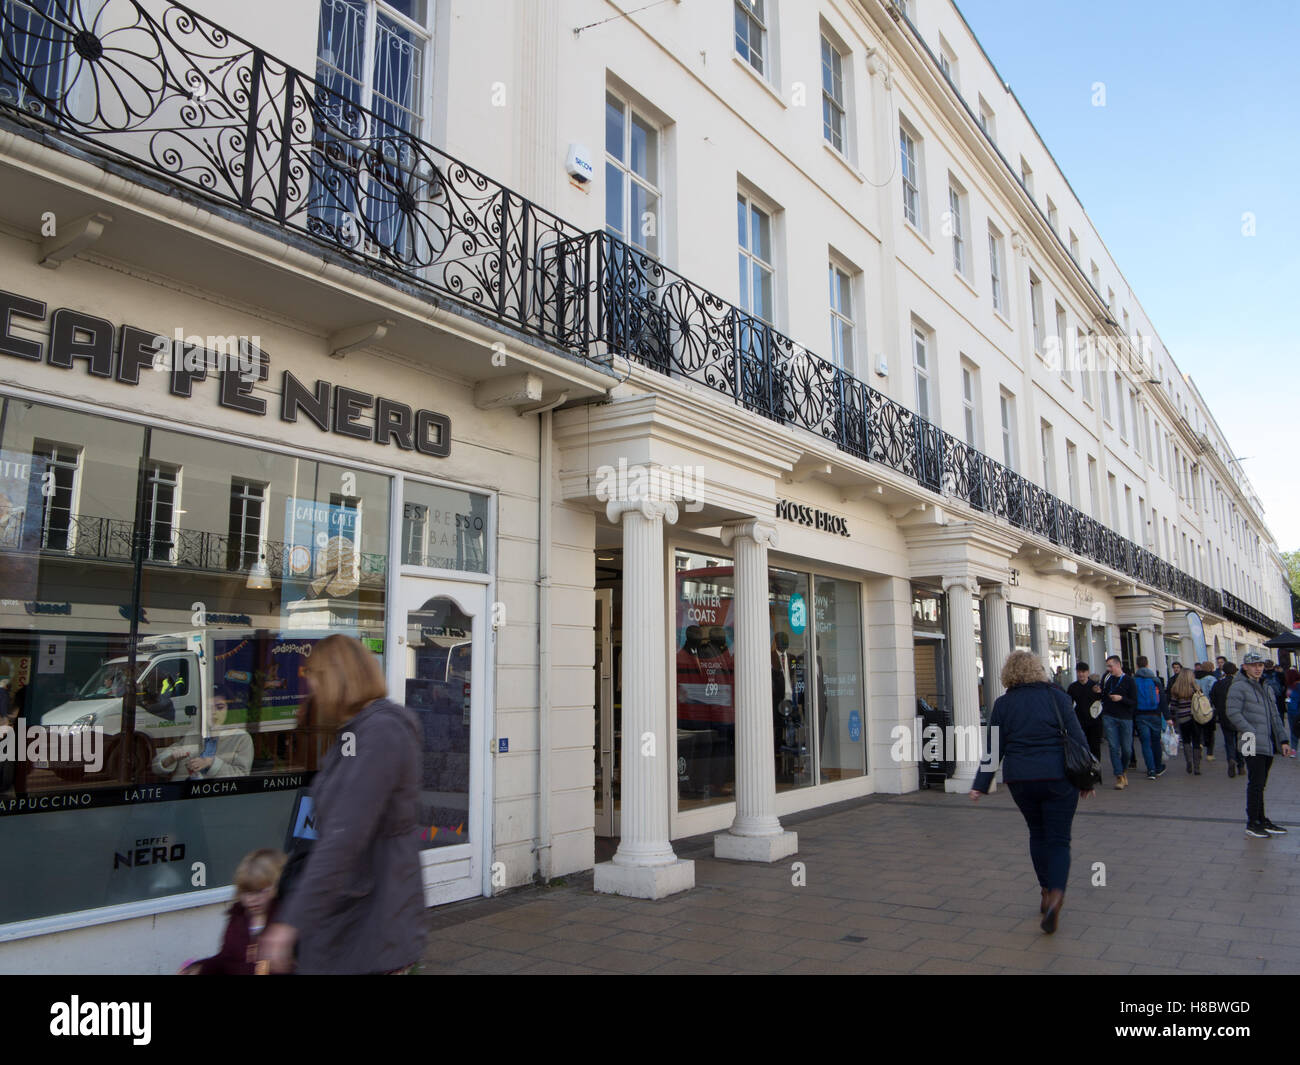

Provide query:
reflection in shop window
left=1011, top=604, right=1032, bottom=651
left=401, top=483, right=489, bottom=573
left=674, top=551, right=735, bottom=808
left=1046, top=612, right=1073, bottom=686
left=0, top=398, right=394, bottom=926
left=812, top=575, right=866, bottom=783
left=30, top=440, right=79, bottom=552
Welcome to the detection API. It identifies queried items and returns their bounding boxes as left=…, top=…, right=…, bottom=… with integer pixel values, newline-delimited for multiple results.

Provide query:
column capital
left=980, top=583, right=1008, bottom=601
left=720, top=519, right=779, bottom=550
left=942, top=574, right=979, bottom=597
left=606, top=498, right=679, bottom=526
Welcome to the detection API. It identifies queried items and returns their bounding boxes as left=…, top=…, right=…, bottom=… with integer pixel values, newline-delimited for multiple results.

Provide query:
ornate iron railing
left=587, top=233, right=1285, bottom=636
left=0, top=0, right=591, bottom=354
left=0, top=513, right=387, bottom=588
left=0, top=0, right=1283, bottom=637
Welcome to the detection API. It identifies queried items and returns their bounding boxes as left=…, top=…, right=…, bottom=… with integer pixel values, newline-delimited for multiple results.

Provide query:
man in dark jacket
left=1210, top=663, right=1243, bottom=777
left=1067, top=662, right=1104, bottom=765
left=1100, top=655, right=1137, bottom=789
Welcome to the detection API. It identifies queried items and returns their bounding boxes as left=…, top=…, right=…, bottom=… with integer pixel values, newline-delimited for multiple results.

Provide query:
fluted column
left=944, top=575, right=981, bottom=792
left=715, top=520, right=798, bottom=862
left=594, top=498, right=695, bottom=899
left=982, top=585, right=1012, bottom=705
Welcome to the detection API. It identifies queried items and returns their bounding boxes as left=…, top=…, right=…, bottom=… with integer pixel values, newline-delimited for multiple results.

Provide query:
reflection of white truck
left=40, top=630, right=312, bottom=778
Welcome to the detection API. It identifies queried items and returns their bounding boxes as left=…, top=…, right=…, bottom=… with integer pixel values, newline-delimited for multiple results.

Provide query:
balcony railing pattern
left=0, top=513, right=387, bottom=588
left=0, top=0, right=589, bottom=352
left=0, top=0, right=1285, bottom=638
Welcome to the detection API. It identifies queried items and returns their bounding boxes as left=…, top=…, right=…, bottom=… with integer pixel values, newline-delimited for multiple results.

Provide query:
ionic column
left=982, top=585, right=1012, bottom=705
left=943, top=575, right=981, bottom=792
left=715, top=520, right=798, bottom=863
left=594, top=498, right=695, bottom=899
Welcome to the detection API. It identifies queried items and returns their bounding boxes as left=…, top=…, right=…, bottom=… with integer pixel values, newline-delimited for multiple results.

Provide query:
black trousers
left=1244, top=754, right=1273, bottom=826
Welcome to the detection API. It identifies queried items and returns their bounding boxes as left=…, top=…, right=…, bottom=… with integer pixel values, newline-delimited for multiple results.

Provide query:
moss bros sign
left=0, top=289, right=450, bottom=456
left=776, top=498, right=849, bottom=537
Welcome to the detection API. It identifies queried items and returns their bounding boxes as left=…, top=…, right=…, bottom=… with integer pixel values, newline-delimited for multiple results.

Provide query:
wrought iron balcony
left=0, top=0, right=590, bottom=355
left=0, top=0, right=1283, bottom=638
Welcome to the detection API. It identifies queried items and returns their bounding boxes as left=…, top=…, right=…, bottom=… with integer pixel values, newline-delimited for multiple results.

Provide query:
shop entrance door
left=392, top=576, right=489, bottom=905
left=594, top=589, right=619, bottom=837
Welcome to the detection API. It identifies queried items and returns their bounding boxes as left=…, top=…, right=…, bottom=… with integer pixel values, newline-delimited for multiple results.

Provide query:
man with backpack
left=1132, top=656, right=1166, bottom=780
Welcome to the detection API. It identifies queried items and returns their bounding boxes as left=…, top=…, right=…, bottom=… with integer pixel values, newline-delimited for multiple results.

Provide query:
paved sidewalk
left=418, top=750, right=1300, bottom=975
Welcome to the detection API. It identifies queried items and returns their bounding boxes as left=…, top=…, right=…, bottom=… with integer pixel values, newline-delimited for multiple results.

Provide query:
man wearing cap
left=1225, top=652, right=1291, bottom=838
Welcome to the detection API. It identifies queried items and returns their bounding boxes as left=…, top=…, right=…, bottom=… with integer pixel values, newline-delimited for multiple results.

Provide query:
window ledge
left=733, top=53, right=787, bottom=108
left=954, top=268, right=978, bottom=297
left=903, top=218, right=934, bottom=253
left=822, top=141, right=864, bottom=183
left=993, top=307, right=1013, bottom=330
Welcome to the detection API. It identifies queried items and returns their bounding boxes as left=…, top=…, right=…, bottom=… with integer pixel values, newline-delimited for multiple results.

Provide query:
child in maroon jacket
left=182, top=849, right=286, bottom=974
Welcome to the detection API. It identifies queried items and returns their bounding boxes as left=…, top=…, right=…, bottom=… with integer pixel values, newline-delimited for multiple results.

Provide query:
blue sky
left=954, top=0, right=1300, bottom=558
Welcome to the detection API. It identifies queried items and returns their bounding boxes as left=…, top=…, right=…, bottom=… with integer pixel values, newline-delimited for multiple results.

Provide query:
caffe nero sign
left=0, top=288, right=451, bottom=456
left=776, top=499, right=849, bottom=537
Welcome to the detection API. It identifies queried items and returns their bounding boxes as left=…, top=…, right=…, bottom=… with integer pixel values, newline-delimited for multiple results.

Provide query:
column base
left=594, top=858, right=695, bottom=899
left=713, top=830, right=798, bottom=863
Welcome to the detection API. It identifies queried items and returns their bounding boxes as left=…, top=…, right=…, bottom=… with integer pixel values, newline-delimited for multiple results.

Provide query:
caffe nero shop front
left=0, top=285, right=498, bottom=938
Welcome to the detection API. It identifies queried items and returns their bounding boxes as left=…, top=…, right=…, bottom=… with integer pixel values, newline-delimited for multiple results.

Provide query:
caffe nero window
left=0, top=396, right=392, bottom=926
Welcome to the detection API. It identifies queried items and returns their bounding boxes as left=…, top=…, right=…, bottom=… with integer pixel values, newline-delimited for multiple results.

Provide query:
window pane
left=605, top=160, right=624, bottom=238
left=750, top=205, right=771, bottom=263
left=400, top=483, right=490, bottom=572
left=630, top=113, right=657, bottom=184
left=737, top=195, right=748, bottom=248
left=814, top=576, right=866, bottom=782
left=675, top=551, right=735, bottom=807
left=771, top=568, right=812, bottom=791
left=753, top=262, right=772, bottom=321
left=630, top=183, right=659, bottom=256
left=605, top=93, right=625, bottom=161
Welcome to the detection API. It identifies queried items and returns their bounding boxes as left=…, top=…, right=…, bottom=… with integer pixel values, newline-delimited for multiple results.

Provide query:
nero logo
left=114, top=836, right=186, bottom=869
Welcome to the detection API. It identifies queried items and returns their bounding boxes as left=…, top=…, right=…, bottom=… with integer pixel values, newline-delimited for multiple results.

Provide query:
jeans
left=1134, top=713, right=1164, bottom=773
left=1007, top=778, right=1079, bottom=892
left=1288, top=710, right=1300, bottom=751
left=1220, top=723, right=1240, bottom=765
left=1244, top=754, right=1273, bottom=826
left=1102, top=715, right=1134, bottom=777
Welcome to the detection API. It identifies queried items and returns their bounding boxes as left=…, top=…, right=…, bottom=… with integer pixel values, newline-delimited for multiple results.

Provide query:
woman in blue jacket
left=970, top=649, right=1094, bottom=933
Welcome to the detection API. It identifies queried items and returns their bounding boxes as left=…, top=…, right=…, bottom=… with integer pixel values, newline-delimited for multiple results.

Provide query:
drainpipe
left=522, top=392, right=567, bottom=883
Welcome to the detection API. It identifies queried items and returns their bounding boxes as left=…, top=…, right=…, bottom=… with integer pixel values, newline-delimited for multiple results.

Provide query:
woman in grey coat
left=263, top=635, right=427, bottom=973
left=1224, top=652, right=1292, bottom=838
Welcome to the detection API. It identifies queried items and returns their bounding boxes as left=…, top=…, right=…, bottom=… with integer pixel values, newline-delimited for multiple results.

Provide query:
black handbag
left=1049, top=685, right=1103, bottom=791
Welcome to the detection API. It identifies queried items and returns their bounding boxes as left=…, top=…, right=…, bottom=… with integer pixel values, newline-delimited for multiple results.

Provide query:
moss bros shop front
left=0, top=282, right=500, bottom=960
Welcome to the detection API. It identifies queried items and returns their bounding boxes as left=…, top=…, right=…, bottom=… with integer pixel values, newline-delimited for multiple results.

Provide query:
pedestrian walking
left=1099, top=655, right=1136, bottom=789
left=1132, top=656, right=1166, bottom=780
left=1066, top=662, right=1104, bottom=766
left=261, top=634, right=427, bottom=974
left=1224, top=651, right=1292, bottom=838
left=1210, top=663, right=1243, bottom=776
left=1167, top=668, right=1205, bottom=774
left=970, top=650, right=1094, bottom=934
left=1285, top=668, right=1300, bottom=756
left=1195, top=664, right=1217, bottom=760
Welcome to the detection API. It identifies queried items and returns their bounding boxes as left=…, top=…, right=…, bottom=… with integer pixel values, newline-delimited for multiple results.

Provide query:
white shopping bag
left=1161, top=720, right=1180, bottom=759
